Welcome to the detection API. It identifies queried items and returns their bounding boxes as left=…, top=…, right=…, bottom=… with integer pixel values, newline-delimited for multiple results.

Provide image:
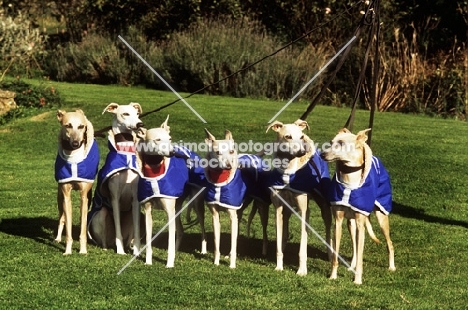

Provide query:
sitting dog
left=54, top=109, right=99, bottom=255
left=266, top=119, right=332, bottom=276
left=201, top=129, right=269, bottom=268
left=135, top=116, right=206, bottom=267
left=320, top=128, right=396, bottom=284
left=87, top=102, right=144, bottom=255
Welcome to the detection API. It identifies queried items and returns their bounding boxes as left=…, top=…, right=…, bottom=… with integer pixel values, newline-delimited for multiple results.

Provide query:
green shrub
left=161, top=17, right=330, bottom=100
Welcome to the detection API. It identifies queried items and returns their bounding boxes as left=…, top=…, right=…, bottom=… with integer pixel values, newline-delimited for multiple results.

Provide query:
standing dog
left=202, top=129, right=269, bottom=268
left=266, top=119, right=332, bottom=276
left=135, top=116, right=206, bottom=267
left=55, top=109, right=99, bottom=255
left=321, top=128, right=395, bottom=284
left=87, top=103, right=144, bottom=255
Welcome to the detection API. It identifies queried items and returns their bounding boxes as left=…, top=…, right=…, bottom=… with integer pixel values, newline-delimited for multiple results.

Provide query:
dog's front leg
left=296, top=194, right=308, bottom=276
left=227, top=208, right=238, bottom=268
left=55, top=186, right=65, bottom=243
left=109, top=185, right=125, bottom=254
left=78, top=183, right=93, bottom=254
left=131, top=195, right=141, bottom=256
left=60, top=184, right=74, bottom=255
left=144, top=201, right=153, bottom=265
left=163, top=198, right=177, bottom=268
left=330, top=208, right=344, bottom=280
left=256, top=199, right=269, bottom=256
left=347, top=218, right=357, bottom=270
left=274, top=201, right=284, bottom=271
left=210, top=205, right=221, bottom=265
left=354, top=214, right=366, bottom=285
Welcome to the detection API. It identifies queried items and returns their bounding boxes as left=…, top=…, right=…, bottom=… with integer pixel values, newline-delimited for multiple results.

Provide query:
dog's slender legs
left=60, top=184, right=74, bottom=255
left=274, top=203, right=284, bottom=271
left=162, top=198, right=177, bottom=268
left=194, top=196, right=207, bottom=254
left=330, top=208, right=344, bottom=280
left=347, top=218, right=357, bottom=270
left=210, top=206, right=221, bottom=265
left=78, top=183, right=92, bottom=254
left=227, top=208, right=238, bottom=268
left=55, top=187, right=65, bottom=243
left=296, top=194, right=308, bottom=276
left=354, top=214, right=366, bottom=285
left=144, top=202, right=153, bottom=265
left=131, top=195, right=141, bottom=256
left=109, top=189, right=125, bottom=255
left=374, top=210, right=396, bottom=271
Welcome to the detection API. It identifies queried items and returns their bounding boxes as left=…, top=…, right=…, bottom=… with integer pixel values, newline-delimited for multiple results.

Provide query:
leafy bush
left=0, top=11, right=48, bottom=80
left=161, top=17, right=329, bottom=99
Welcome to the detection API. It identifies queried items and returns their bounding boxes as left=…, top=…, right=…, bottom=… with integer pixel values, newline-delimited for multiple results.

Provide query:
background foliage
left=0, top=0, right=466, bottom=118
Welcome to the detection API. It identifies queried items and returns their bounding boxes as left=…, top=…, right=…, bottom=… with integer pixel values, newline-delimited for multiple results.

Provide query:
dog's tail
left=365, top=217, right=381, bottom=244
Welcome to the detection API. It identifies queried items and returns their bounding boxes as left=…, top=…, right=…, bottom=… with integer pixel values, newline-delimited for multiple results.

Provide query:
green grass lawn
left=0, top=80, right=467, bottom=309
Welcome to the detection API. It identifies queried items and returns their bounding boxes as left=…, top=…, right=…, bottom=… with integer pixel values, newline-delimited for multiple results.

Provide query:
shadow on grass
left=392, top=201, right=468, bottom=228
left=0, top=216, right=69, bottom=252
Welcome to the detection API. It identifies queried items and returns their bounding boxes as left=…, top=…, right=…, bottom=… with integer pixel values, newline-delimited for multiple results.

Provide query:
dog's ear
left=136, top=127, right=147, bottom=140
left=204, top=128, right=216, bottom=143
left=130, top=102, right=143, bottom=115
left=224, top=129, right=233, bottom=140
left=57, top=110, right=66, bottom=123
left=356, top=128, right=371, bottom=143
left=338, top=128, right=351, bottom=134
left=103, top=103, right=119, bottom=115
left=161, top=115, right=170, bottom=132
left=266, top=121, right=283, bottom=133
left=75, top=109, right=85, bottom=116
left=294, top=119, right=309, bottom=131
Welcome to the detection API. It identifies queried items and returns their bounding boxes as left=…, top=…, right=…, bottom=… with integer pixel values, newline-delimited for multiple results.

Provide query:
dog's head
left=57, top=109, right=90, bottom=150
left=205, top=128, right=238, bottom=170
left=103, top=102, right=144, bottom=134
left=266, top=119, right=310, bottom=159
left=320, top=128, right=371, bottom=166
left=136, top=115, right=174, bottom=157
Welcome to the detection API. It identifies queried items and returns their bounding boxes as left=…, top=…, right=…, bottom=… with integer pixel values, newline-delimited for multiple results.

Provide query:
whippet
left=87, top=102, right=144, bottom=255
left=266, top=119, right=332, bottom=276
left=321, top=128, right=395, bottom=284
left=55, top=109, right=99, bottom=255
left=202, top=129, right=270, bottom=268
left=135, top=116, right=206, bottom=267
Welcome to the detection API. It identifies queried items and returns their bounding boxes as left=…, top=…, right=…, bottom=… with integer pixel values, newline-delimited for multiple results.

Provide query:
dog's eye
left=78, top=125, right=85, bottom=129
left=300, top=135, right=304, bottom=140
left=122, top=112, right=130, bottom=117
left=229, top=150, right=235, bottom=154
left=284, top=135, right=292, bottom=140
left=66, top=124, right=73, bottom=128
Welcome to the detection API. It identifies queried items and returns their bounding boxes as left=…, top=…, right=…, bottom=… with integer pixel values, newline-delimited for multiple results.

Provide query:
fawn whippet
left=266, top=119, right=332, bottom=276
left=321, top=128, right=395, bottom=284
left=55, top=109, right=99, bottom=255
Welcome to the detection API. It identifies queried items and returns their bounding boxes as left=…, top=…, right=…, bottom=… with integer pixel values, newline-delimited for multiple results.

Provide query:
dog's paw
left=389, top=266, right=396, bottom=272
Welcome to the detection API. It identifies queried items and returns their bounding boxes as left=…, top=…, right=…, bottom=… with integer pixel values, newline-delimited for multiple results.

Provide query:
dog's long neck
left=59, top=140, right=86, bottom=162
left=336, top=147, right=366, bottom=187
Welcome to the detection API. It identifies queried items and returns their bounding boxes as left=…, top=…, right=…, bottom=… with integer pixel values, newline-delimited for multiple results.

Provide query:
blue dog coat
left=138, top=156, right=190, bottom=203
left=268, top=150, right=330, bottom=196
left=328, top=156, right=392, bottom=216
left=204, top=168, right=247, bottom=210
left=54, top=139, right=100, bottom=183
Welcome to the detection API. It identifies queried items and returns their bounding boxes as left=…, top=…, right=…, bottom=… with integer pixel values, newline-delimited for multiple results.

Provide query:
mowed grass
left=1, top=80, right=468, bottom=309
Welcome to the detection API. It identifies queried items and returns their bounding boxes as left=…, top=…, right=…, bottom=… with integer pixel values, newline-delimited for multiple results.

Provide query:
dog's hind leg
left=296, top=194, right=309, bottom=276
left=256, top=199, right=269, bottom=256
left=374, top=209, right=396, bottom=271
left=162, top=198, right=177, bottom=268
left=55, top=185, right=65, bottom=243
left=347, top=218, right=357, bottom=270
left=193, top=194, right=207, bottom=254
